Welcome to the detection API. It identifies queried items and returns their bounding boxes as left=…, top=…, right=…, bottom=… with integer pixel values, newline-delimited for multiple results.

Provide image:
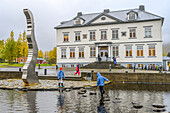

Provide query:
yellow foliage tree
left=16, top=33, right=22, bottom=58
left=38, top=49, right=43, bottom=58
left=21, top=31, right=28, bottom=57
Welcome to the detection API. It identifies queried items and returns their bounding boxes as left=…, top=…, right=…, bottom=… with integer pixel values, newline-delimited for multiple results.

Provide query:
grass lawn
left=0, top=63, right=56, bottom=67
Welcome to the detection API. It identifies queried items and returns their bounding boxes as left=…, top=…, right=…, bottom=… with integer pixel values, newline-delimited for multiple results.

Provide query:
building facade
left=55, top=5, right=164, bottom=68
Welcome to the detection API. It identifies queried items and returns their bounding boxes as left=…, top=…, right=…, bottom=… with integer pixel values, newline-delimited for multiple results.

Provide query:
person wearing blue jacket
left=57, top=67, right=65, bottom=87
left=97, top=72, right=109, bottom=97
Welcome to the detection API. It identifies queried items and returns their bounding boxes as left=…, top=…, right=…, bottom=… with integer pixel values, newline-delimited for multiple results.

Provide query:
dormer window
left=127, top=11, right=138, bottom=20
left=129, top=13, right=135, bottom=20
left=75, top=18, right=81, bottom=24
left=74, top=17, right=84, bottom=25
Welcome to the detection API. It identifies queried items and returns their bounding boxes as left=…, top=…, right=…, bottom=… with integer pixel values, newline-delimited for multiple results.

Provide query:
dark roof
left=54, top=8, right=164, bottom=29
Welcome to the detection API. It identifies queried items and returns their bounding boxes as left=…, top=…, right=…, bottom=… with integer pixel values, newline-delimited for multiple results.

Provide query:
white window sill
left=125, top=56, right=133, bottom=58
left=136, top=56, right=144, bottom=58
left=148, top=56, right=156, bottom=58
left=128, top=37, right=137, bottom=39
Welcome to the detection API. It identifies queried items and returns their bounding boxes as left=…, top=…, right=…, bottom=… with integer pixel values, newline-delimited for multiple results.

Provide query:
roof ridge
left=80, top=8, right=138, bottom=16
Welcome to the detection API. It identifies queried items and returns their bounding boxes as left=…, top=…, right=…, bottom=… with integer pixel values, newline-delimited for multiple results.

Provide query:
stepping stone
left=65, top=89, right=71, bottom=92
left=103, top=98, right=110, bottom=101
left=89, top=91, right=96, bottom=95
left=82, top=94, right=87, bottom=97
left=152, top=104, right=166, bottom=108
left=153, top=108, right=166, bottom=112
left=115, top=98, right=121, bottom=100
left=78, top=91, right=86, bottom=94
left=132, top=102, right=139, bottom=105
left=80, top=89, right=87, bottom=93
left=133, top=104, right=143, bottom=109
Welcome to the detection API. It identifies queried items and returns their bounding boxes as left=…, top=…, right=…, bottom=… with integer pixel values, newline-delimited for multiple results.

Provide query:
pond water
left=0, top=83, right=170, bottom=113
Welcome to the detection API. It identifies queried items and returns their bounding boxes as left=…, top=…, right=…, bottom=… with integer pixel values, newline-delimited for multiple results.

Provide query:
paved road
left=0, top=66, right=79, bottom=77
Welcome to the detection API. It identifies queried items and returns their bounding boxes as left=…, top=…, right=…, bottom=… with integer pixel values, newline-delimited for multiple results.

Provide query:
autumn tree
left=44, top=51, right=49, bottom=61
left=16, top=33, right=22, bottom=58
left=48, top=47, right=57, bottom=64
left=0, top=40, right=4, bottom=62
left=21, top=31, right=28, bottom=57
left=2, top=31, right=17, bottom=63
left=38, top=49, right=43, bottom=58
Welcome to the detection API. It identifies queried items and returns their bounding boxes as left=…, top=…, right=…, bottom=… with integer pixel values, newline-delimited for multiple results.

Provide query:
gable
left=91, top=15, right=118, bottom=24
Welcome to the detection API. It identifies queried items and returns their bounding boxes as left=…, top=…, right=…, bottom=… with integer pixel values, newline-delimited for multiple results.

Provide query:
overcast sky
left=0, top=0, right=169, bottom=52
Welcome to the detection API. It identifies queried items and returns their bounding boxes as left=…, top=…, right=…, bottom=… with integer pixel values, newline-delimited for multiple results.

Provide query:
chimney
left=139, top=5, right=145, bottom=11
left=77, top=12, right=82, bottom=17
left=104, top=9, right=110, bottom=13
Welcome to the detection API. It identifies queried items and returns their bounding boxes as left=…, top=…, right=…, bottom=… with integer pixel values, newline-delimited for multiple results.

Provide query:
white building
left=54, top=5, right=164, bottom=68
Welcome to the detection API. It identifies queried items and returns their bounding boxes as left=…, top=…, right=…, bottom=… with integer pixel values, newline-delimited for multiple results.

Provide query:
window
left=75, top=32, right=80, bottom=41
left=113, top=46, right=119, bottom=57
left=75, top=18, right=81, bottom=25
left=90, top=31, right=95, bottom=40
left=138, top=64, right=143, bottom=68
left=79, top=48, right=84, bottom=58
left=129, top=28, right=136, bottom=38
left=112, top=29, right=118, bottom=39
left=63, top=33, right=69, bottom=42
left=70, top=48, right=75, bottom=58
left=90, top=47, right=96, bottom=57
left=145, top=27, right=152, bottom=38
left=129, top=13, right=136, bottom=20
left=137, top=46, right=143, bottom=56
left=126, top=46, right=132, bottom=57
left=61, top=48, right=66, bottom=58
left=149, top=45, right=155, bottom=56
left=101, top=31, right=107, bottom=40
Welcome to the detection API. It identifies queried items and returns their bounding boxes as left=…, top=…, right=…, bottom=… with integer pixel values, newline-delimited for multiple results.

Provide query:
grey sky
left=0, top=0, right=169, bottom=52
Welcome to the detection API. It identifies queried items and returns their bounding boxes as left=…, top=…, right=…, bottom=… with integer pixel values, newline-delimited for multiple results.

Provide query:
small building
left=37, top=58, right=45, bottom=64
left=163, top=56, right=170, bottom=71
left=16, top=57, right=27, bottom=64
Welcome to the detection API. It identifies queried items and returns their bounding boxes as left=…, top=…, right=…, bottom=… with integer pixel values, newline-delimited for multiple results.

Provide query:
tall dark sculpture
left=22, top=9, right=39, bottom=85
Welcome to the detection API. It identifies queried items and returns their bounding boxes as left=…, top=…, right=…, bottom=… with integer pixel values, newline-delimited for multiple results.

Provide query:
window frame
left=125, top=46, right=132, bottom=57
left=63, top=33, right=69, bottom=42
left=79, top=47, right=84, bottom=58
left=90, top=31, right=96, bottom=40
left=90, top=47, right=96, bottom=57
left=148, top=45, right=156, bottom=57
left=137, top=46, right=143, bottom=57
left=101, top=30, right=107, bottom=40
left=61, top=48, right=66, bottom=58
left=75, top=32, right=81, bottom=41
left=70, top=48, right=75, bottom=58
left=145, top=27, right=152, bottom=38
left=113, top=46, right=119, bottom=57
left=112, top=29, right=119, bottom=39
left=129, top=28, right=136, bottom=39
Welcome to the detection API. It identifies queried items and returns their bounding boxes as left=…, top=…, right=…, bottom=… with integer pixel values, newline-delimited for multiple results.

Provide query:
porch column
left=96, top=46, right=98, bottom=57
left=108, top=45, right=111, bottom=57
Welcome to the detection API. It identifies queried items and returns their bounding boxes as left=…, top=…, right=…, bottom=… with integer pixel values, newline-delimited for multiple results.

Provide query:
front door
left=99, top=50, right=108, bottom=61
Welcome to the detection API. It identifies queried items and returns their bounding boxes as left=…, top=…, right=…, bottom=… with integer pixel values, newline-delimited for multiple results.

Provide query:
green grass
left=0, top=63, right=56, bottom=67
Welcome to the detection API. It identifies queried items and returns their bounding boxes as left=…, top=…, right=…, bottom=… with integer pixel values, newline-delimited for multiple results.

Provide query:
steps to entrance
left=81, top=61, right=124, bottom=69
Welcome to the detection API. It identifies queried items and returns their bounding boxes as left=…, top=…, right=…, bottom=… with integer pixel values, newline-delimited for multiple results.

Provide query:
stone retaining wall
left=0, top=71, right=38, bottom=80
left=81, top=72, right=170, bottom=84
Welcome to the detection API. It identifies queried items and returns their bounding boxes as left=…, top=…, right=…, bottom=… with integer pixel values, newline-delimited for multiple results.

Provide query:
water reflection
left=57, top=89, right=64, bottom=112
left=0, top=83, right=170, bottom=112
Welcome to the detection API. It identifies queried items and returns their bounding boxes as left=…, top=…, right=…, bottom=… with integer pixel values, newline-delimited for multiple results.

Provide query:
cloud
left=0, top=0, right=170, bottom=52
